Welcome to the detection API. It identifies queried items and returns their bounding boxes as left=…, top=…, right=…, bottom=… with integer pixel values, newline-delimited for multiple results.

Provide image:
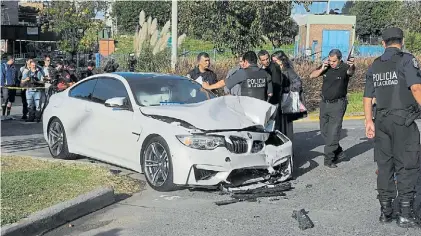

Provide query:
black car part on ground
left=292, top=209, right=315, bottom=230
left=214, top=182, right=292, bottom=206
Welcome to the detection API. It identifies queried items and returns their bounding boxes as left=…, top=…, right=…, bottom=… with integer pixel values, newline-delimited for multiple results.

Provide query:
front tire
left=142, top=136, right=177, bottom=191
left=47, top=118, right=76, bottom=160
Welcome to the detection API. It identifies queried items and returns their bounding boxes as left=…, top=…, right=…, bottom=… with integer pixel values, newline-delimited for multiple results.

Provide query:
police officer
left=309, top=49, right=356, bottom=168
left=363, top=27, right=421, bottom=228
left=201, top=51, right=272, bottom=101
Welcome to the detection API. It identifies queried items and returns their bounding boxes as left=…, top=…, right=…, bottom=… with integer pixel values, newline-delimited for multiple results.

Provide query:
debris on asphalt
left=292, top=209, right=314, bottom=230
left=109, top=169, right=122, bottom=175
left=214, top=182, right=292, bottom=206
left=305, top=184, right=313, bottom=188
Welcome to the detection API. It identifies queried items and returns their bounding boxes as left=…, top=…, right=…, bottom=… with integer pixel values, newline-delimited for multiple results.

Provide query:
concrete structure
left=294, top=14, right=356, bottom=61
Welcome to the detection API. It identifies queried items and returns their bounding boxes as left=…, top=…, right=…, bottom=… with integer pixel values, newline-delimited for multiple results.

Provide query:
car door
left=86, top=77, right=141, bottom=168
left=66, top=78, right=98, bottom=155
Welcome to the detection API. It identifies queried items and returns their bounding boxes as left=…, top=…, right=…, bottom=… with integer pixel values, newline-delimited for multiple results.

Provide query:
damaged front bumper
left=180, top=130, right=293, bottom=188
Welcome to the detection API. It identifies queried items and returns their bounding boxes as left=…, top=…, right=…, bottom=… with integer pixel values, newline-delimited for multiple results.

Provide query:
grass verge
left=308, top=91, right=364, bottom=118
left=0, top=155, right=144, bottom=226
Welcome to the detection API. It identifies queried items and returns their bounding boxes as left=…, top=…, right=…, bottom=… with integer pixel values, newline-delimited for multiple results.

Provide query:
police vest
left=371, top=53, right=417, bottom=110
left=240, top=67, right=267, bottom=101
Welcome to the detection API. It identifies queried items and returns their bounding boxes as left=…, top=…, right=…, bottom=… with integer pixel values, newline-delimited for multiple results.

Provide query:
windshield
left=127, top=77, right=216, bottom=106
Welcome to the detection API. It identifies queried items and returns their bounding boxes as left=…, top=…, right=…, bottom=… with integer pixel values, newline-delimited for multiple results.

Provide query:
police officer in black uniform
left=363, top=27, right=421, bottom=228
left=201, top=51, right=273, bottom=101
left=309, top=49, right=356, bottom=168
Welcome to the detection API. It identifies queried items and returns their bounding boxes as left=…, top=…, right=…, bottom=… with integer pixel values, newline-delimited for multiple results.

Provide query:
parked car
left=42, top=72, right=293, bottom=191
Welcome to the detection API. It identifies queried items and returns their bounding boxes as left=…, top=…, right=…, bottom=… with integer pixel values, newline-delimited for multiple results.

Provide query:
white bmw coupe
left=43, top=72, right=293, bottom=191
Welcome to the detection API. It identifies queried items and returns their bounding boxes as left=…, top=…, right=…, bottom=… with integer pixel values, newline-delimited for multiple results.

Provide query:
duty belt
left=377, top=105, right=421, bottom=126
left=321, top=96, right=346, bottom=103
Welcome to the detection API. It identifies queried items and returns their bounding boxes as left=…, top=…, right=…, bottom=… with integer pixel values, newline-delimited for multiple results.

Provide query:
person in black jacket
left=271, top=50, right=305, bottom=142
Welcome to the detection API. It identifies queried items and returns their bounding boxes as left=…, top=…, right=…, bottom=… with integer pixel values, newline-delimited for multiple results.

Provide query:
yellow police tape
left=0, top=86, right=46, bottom=90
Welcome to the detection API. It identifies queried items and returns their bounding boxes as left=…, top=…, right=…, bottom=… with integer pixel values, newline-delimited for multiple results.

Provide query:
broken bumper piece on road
left=214, top=182, right=293, bottom=206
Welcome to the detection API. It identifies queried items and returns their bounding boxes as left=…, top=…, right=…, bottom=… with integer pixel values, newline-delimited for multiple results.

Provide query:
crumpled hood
left=140, top=96, right=278, bottom=131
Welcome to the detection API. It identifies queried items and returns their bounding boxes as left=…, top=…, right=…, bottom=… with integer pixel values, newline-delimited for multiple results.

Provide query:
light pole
left=171, top=0, right=178, bottom=71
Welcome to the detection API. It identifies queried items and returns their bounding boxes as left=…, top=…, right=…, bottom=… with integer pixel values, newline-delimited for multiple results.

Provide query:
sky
left=292, top=1, right=347, bottom=15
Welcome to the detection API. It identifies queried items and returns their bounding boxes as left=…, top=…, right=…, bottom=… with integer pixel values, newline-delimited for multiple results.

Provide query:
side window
left=69, top=79, right=97, bottom=100
left=91, top=78, right=129, bottom=104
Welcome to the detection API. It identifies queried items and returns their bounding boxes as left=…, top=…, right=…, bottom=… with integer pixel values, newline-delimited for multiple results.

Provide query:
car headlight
left=176, top=135, right=225, bottom=150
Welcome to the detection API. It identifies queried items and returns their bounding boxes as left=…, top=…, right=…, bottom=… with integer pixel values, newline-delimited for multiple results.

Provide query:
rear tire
left=47, top=118, right=76, bottom=160
left=141, top=136, right=177, bottom=191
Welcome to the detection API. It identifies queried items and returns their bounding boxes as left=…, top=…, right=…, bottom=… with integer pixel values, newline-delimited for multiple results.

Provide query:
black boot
left=379, top=200, right=394, bottom=223
left=397, top=200, right=420, bottom=228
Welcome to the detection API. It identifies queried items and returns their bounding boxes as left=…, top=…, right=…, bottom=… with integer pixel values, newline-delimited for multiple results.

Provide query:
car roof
left=112, top=72, right=188, bottom=82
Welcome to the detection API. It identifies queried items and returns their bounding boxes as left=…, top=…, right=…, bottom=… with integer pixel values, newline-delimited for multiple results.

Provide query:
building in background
left=294, top=14, right=356, bottom=61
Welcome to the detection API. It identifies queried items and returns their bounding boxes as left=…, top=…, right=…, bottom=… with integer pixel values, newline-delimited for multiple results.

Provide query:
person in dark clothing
left=19, top=58, right=33, bottom=120
left=54, top=61, right=75, bottom=92
left=271, top=50, right=305, bottom=141
left=67, top=63, right=79, bottom=82
left=187, top=52, right=218, bottom=94
left=309, top=49, right=355, bottom=168
left=1, top=55, right=18, bottom=120
left=363, top=27, right=421, bottom=228
left=202, top=51, right=272, bottom=101
left=258, top=50, right=283, bottom=105
left=128, top=53, right=137, bottom=72
left=103, top=58, right=119, bottom=73
left=78, top=61, right=97, bottom=80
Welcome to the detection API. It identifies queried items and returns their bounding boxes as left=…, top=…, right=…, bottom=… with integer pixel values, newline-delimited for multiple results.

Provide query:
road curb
left=1, top=187, right=115, bottom=236
left=295, top=115, right=365, bottom=123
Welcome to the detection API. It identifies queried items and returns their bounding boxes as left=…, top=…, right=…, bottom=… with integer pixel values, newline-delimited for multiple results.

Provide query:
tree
left=258, top=2, right=298, bottom=47
left=341, top=1, right=353, bottom=14
left=111, top=1, right=171, bottom=34
left=113, top=1, right=303, bottom=55
left=395, top=1, right=421, bottom=33
left=345, top=1, right=402, bottom=42
left=178, top=1, right=297, bottom=55
left=42, top=1, right=108, bottom=54
left=395, top=1, right=421, bottom=53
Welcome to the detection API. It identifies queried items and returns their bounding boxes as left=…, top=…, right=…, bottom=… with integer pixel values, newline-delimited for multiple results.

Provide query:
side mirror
left=105, top=97, right=129, bottom=110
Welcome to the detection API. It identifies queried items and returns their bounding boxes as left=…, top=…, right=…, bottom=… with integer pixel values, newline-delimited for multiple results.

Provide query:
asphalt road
left=1, top=112, right=420, bottom=236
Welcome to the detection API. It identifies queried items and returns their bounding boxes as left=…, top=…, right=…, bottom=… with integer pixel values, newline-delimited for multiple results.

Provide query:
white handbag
left=281, top=91, right=307, bottom=114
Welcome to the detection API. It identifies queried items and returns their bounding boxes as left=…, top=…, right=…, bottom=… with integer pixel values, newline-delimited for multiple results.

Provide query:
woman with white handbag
left=271, top=51, right=308, bottom=142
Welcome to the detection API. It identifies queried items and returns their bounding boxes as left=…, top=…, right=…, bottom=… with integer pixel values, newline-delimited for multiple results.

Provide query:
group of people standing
left=187, top=30, right=421, bottom=228
left=191, top=50, right=306, bottom=142
left=1, top=54, right=97, bottom=122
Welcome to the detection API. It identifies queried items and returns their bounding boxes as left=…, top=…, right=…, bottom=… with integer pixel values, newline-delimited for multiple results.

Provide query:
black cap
left=382, top=27, right=404, bottom=41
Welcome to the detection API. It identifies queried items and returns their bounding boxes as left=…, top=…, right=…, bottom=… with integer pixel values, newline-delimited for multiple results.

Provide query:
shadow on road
left=1, top=137, right=48, bottom=153
left=93, top=228, right=123, bottom=236
left=1, top=120, right=44, bottom=137
left=292, top=129, right=348, bottom=178
left=345, top=137, right=374, bottom=161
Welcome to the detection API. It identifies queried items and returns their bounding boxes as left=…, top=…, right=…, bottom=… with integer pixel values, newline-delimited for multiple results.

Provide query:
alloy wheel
left=144, top=142, right=170, bottom=187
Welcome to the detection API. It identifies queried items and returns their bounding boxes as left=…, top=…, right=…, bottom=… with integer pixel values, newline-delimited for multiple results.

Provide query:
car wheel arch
left=139, top=133, right=161, bottom=166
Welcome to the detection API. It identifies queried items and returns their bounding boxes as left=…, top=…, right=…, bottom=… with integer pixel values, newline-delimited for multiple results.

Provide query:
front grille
left=226, top=136, right=248, bottom=154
